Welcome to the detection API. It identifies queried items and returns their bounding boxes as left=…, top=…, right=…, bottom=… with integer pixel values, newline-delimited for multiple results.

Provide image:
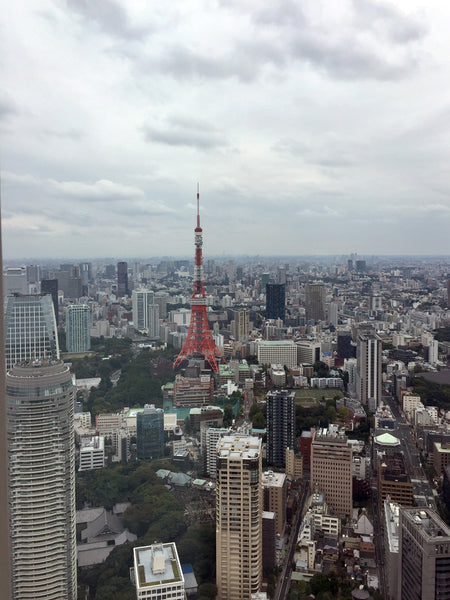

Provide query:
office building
left=117, top=261, right=129, bottom=297
left=173, top=374, right=214, bottom=407
left=79, top=436, right=105, bottom=471
left=3, top=267, right=28, bottom=296
left=133, top=543, right=185, bottom=600
left=216, top=435, right=262, bottom=600
left=231, top=308, right=250, bottom=342
left=66, top=303, right=91, bottom=353
left=378, top=453, right=413, bottom=507
left=384, top=499, right=400, bottom=600
left=4, top=294, right=59, bottom=370
left=80, top=262, right=91, bottom=296
left=136, top=404, right=164, bottom=460
left=257, top=340, right=297, bottom=369
left=296, top=341, right=321, bottom=365
left=337, top=330, right=356, bottom=359
left=310, top=426, right=353, bottom=517
left=305, top=283, right=326, bottom=322
left=7, top=360, right=77, bottom=599
left=266, top=389, right=295, bottom=469
left=399, top=507, right=450, bottom=600
left=262, top=512, right=277, bottom=570
left=132, top=288, right=154, bottom=332
left=40, top=278, right=59, bottom=325
left=286, top=447, right=303, bottom=480
left=265, top=283, right=285, bottom=320
left=356, top=331, right=382, bottom=412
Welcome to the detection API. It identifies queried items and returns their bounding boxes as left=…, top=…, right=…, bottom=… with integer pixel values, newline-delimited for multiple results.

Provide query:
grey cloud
left=254, top=1, right=305, bottom=27
left=142, top=117, right=227, bottom=149
left=66, top=0, right=148, bottom=40
left=354, top=0, right=427, bottom=44
left=0, top=97, right=19, bottom=121
left=40, top=128, right=84, bottom=141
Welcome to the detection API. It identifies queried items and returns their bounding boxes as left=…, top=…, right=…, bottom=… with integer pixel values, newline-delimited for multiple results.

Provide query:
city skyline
left=2, top=0, right=450, bottom=260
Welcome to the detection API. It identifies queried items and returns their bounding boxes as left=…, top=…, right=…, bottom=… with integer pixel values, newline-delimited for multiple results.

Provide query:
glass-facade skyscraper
left=4, top=294, right=59, bottom=370
left=265, top=283, right=285, bottom=320
left=136, top=404, right=164, bottom=460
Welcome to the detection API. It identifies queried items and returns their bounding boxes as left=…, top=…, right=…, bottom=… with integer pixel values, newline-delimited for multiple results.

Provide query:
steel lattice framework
left=173, top=187, right=220, bottom=372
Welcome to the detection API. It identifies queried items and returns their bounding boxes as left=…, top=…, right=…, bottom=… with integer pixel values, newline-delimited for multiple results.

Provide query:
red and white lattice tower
left=173, top=186, right=220, bottom=372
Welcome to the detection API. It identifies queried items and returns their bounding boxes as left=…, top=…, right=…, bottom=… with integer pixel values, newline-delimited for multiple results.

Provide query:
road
left=274, top=480, right=310, bottom=600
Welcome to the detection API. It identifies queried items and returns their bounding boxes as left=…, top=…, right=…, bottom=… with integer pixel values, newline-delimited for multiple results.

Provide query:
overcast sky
left=2, top=0, right=450, bottom=260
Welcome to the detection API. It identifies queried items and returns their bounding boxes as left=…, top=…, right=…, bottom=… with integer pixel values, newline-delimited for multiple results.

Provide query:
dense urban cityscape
left=3, top=2, right=450, bottom=600
left=2, top=197, right=450, bottom=599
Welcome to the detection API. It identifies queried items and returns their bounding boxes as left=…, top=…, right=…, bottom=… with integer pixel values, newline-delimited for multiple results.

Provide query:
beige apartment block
left=310, top=426, right=353, bottom=517
left=216, top=435, right=262, bottom=600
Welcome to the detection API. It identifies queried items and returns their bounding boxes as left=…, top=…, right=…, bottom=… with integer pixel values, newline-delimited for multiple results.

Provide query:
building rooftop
left=217, top=434, right=261, bottom=459
left=134, top=543, right=184, bottom=589
left=401, top=508, right=450, bottom=541
left=262, top=470, right=286, bottom=488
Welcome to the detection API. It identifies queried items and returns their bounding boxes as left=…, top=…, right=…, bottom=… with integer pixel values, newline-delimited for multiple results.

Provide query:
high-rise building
left=7, top=360, right=77, bottom=599
left=136, top=404, right=164, bottom=460
left=356, top=331, right=382, bottom=412
left=231, top=309, right=249, bottom=342
left=310, top=426, right=353, bottom=517
left=66, top=303, right=91, bottom=353
left=0, top=224, right=12, bottom=600
left=265, top=283, right=285, bottom=320
left=262, top=470, right=287, bottom=536
left=4, top=294, right=59, bottom=370
left=399, top=507, right=450, bottom=600
left=305, top=283, right=326, bottom=322
left=40, top=278, right=59, bottom=325
left=132, top=288, right=155, bottom=332
left=133, top=543, right=185, bottom=600
left=266, top=389, right=295, bottom=469
left=117, top=261, right=129, bottom=297
left=216, top=435, right=262, bottom=600
left=3, top=267, right=28, bottom=296
left=80, top=262, right=91, bottom=296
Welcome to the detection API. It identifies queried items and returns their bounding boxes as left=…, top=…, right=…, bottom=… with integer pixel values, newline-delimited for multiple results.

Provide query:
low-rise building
left=79, top=436, right=105, bottom=471
left=133, top=543, right=185, bottom=600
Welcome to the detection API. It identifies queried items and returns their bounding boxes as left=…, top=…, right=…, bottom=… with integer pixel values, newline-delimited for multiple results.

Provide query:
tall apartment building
left=305, top=283, right=326, bottom=322
left=136, top=404, right=164, bottom=460
left=117, top=261, right=128, bottom=297
left=310, top=427, right=353, bottom=517
left=356, top=331, right=382, bottom=412
left=262, top=470, right=287, bottom=536
left=4, top=294, right=59, bottom=369
left=231, top=308, right=250, bottom=342
left=133, top=543, right=185, bottom=600
left=202, top=426, right=231, bottom=478
left=257, top=340, right=297, bottom=368
left=7, top=360, right=77, bottom=599
left=399, top=508, right=450, bottom=600
left=132, top=288, right=154, bottom=332
left=66, top=303, right=91, bottom=353
left=266, top=389, right=296, bottom=469
left=266, top=283, right=285, bottom=320
left=216, top=435, right=262, bottom=600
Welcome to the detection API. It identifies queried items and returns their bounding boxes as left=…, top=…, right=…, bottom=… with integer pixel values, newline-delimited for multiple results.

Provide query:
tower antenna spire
left=197, top=182, right=200, bottom=229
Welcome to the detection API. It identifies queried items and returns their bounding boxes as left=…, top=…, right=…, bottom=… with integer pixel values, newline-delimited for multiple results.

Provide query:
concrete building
left=203, top=426, right=231, bottom=479
left=66, top=303, right=91, bottom=353
left=7, top=360, right=77, bottom=599
left=384, top=499, right=400, bottom=600
left=266, top=389, right=295, bottom=469
left=378, top=453, right=413, bottom=507
left=257, top=340, right=297, bottom=368
left=310, top=426, right=353, bottom=517
left=433, top=441, right=450, bottom=475
left=4, top=294, right=59, bottom=369
left=399, top=508, right=450, bottom=600
left=137, top=404, right=164, bottom=460
left=285, top=447, right=303, bottom=480
left=231, top=309, right=250, bottom=342
left=262, top=470, right=287, bottom=536
left=356, top=331, right=382, bottom=412
left=296, top=341, right=321, bottom=365
left=173, top=374, right=214, bottom=407
left=79, top=436, right=105, bottom=471
left=3, top=266, right=28, bottom=296
left=132, top=288, right=154, bottom=332
left=305, top=283, right=326, bottom=322
left=216, top=435, right=262, bottom=600
left=133, top=543, right=185, bottom=600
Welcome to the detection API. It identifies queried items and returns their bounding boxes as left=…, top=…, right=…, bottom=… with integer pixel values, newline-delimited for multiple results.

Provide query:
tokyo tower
left=173, top=186, right=220, bottom=372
